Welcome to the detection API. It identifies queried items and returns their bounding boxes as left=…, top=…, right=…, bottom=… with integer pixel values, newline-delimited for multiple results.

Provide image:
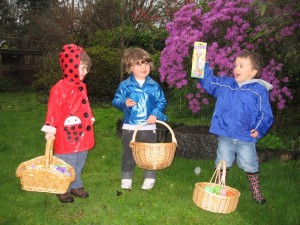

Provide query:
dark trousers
left=55, top=151, right=88, bottom=191
left=121, top=129, right=157, bottom=180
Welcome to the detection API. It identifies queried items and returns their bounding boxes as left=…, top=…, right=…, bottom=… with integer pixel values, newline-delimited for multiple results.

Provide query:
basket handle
left=130, top=120, right=177, bottom=144
left=44, top=136, right=54, bottom=168
left=209, top=160, right=227, bottom=186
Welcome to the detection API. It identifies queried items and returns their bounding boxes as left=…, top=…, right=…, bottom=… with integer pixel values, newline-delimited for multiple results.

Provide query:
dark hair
left=122, top=47, right=154, bottom=74
left=237, top=50, right=263, bottom=77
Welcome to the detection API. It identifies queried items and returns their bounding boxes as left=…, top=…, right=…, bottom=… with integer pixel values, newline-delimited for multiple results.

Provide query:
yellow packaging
left=191, top=42, right=207, bottom=78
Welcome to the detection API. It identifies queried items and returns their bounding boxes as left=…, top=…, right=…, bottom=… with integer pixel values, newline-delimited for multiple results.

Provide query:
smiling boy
left=199, top=50, right=274, bottom=204
left=112, top=47, right=167, bottom=190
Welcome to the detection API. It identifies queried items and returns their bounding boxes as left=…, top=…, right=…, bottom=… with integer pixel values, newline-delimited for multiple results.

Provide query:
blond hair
left=122, top=47, right=154, bottom=74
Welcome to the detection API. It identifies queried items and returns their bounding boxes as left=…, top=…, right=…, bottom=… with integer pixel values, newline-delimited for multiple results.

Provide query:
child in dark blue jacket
left=199, top=50, right=274, bottom=204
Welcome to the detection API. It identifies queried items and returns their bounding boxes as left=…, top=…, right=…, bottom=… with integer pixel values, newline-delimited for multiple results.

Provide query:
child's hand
left=147, top=115, right=157, bottom=124
left=250, top=129, right=259, bottom=138
left=45, top=132, right=55, bottom=141
left=126, top=98, right=136, bottom=107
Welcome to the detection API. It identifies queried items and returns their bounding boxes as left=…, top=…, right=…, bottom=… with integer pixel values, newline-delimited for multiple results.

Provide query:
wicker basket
left=16, top=137, right=75, bottom=194
left=129, top=120, right=177, bottom=170
left=193, top=160, right=240, bottom=214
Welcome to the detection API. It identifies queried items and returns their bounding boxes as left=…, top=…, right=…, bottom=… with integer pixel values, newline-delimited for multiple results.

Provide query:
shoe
left=56, top=192, right=74, bottom=203
left=70, top=188, right=89, bottom=198
left=121, top=179, right=132, bottom=190
left=141, top=178, right=155, bottom=190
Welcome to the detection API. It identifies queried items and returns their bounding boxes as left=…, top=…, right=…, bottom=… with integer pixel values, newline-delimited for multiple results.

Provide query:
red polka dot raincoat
left=41, top=44, right=95, bottom=154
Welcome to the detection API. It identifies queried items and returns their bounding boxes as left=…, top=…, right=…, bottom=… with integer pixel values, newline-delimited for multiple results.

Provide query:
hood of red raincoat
left=60, top=44, right=83, bottom=84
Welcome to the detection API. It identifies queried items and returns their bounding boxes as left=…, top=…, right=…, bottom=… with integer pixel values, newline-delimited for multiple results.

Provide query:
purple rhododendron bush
left=159, top=0, right=299, bottom=114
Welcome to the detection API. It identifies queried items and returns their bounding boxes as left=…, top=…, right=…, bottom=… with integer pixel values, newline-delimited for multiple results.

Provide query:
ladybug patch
left=64, top=115, right=83, bottom=142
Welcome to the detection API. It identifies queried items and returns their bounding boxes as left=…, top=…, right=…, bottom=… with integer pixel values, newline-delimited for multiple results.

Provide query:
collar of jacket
left=129, top=74, right=156, bottom=85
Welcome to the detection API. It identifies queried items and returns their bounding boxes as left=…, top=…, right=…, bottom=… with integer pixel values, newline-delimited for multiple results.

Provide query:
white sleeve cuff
left=41, top=125, right=56, bottom=135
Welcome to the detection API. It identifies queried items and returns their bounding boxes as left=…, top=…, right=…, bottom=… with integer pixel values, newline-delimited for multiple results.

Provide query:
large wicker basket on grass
left=16, top=137, right=75, bottom=194
left=129, top=120, right=177, bottom=170
left=193, top=160, right=241, bottom=214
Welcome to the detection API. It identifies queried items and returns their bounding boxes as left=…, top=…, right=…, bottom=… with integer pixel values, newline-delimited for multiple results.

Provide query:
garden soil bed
left=116, top=120, right=299, bottom=161
left=173, top=125, right=218, bottom=159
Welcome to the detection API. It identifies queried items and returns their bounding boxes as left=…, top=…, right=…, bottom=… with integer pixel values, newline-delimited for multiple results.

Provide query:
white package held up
left=191, top=42, right=207, bottom=78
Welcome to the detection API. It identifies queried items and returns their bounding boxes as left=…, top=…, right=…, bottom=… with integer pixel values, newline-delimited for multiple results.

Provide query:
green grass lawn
left=0, top=92, right=299, bottom=225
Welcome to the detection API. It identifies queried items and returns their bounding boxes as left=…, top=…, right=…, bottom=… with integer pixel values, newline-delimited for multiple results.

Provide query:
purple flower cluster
left=261, top=60, right=292, bottom=110
left=159, top=1, right=296, bottom=113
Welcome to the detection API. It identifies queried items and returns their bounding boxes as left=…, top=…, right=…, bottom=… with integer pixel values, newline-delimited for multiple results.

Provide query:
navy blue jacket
left=199, top=63, right=274, bottom=143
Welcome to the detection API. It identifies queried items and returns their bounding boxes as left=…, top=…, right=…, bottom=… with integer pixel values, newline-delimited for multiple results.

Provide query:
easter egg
left=226, top=191, right=235, bottom=197
left=129, top=93, right=139, bottom=103
left=65, top=172, right=71, bottom=177
left=194, top=166, right=201, bottom=175
left=221, top=188, right=227, bottom=196
left=213, top=186, right=222, bottom=195
left=56, top=166, right=66, bottom=173
left=204, top=186, right=215, bottom=193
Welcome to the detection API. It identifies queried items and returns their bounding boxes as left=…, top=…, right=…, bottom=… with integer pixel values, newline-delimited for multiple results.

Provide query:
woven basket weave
left=16, top=137, right=75, bottom=194
left=129, top=120, right=177, bottom=170
left=193, top=160, right=240, bottom=214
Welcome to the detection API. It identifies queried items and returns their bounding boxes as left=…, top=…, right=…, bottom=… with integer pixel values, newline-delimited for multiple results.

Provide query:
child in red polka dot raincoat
left=41, top=44, right=95, bottom=203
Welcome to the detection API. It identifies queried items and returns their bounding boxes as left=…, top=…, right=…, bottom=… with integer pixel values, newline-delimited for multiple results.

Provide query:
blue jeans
left=215, top=136, right=259, bottom=173
left=55, top=151, right=88, bottom=191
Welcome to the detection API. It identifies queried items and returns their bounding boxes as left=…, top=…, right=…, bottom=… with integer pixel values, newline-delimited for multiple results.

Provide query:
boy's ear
left=251, top=69, right=258, bottom=78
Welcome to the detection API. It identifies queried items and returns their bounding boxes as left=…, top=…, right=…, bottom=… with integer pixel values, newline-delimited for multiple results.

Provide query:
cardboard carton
left=191, top=42, right=207, bottom=78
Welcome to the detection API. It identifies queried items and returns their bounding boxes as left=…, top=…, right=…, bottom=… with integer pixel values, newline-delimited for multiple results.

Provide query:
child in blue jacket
left=199, top=50, right=274, bottom=204
left=112, top=47, right=167, bottom=190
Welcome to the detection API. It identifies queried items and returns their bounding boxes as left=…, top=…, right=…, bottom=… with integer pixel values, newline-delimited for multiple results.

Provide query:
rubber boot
left=247, top=172, right=266, bottom=204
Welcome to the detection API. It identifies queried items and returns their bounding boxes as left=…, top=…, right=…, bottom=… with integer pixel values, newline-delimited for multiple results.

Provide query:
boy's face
left=130, top=60, right=150, bottom=80
left=234, top=57, right=257, bottom=82
left=79, top=62, right=89, bottom=81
